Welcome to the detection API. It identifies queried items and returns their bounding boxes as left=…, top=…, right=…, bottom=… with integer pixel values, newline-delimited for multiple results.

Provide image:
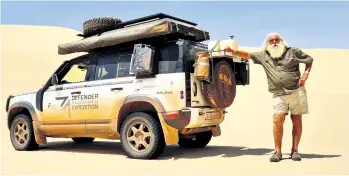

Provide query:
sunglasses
left=269, top=38, right=281, bottom=44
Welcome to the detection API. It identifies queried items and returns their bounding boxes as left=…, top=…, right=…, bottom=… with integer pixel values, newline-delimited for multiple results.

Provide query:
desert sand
left=1, top=25, right=349, bottom=175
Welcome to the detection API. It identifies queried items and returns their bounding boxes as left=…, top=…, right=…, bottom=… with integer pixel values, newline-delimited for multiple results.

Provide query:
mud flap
left=211, top=125, right=221, bottom=137
left=157, top=113, right=179, bottom=145
left=33, top=121, right=47, bottom=144
left=202, top=60, right=236, bottom=108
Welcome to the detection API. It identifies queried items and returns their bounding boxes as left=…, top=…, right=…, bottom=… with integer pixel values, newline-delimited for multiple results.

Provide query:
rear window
left=158, top=44, right=183, bottom=74
left=94, top=53, right=133, bottom=80
left=95, top=55, right=118, bottom=80
left=118, top=54, right=132, bottom=77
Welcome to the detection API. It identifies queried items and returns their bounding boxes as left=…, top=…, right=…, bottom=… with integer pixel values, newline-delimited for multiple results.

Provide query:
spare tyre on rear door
left=82, top=17, right=122, bottom=37
left=201, top=60, right=236, bottom=108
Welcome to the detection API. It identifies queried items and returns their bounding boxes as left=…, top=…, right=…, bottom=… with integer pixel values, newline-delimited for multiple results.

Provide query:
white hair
left=262, top=32, right=288, bottom=51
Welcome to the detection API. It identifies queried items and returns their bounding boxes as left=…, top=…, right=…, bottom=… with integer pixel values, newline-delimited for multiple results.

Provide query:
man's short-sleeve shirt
left=250, top=47, right=313, bottom=97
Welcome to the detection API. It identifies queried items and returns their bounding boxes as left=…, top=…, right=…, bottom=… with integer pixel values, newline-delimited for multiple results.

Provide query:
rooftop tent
left=58, top=13, right=210, bottom=55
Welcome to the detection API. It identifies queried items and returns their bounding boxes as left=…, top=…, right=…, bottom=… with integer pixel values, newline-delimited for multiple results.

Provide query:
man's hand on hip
left=298, top=71, right=309, bottom=87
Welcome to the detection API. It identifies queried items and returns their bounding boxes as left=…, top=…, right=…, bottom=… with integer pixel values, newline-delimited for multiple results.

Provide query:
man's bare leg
left=270, top=113, right=286, bottom=162
left=274, top=113, right=286, bottom=152
left=290, top=114, right=302, bottom=161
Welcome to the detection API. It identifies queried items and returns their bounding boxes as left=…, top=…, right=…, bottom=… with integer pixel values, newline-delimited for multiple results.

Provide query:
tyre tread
left=82, top=17, right=122, bottom=37
left=10, top=114, right=39, bottom=151
left=120, top=112, right=165, bottom=159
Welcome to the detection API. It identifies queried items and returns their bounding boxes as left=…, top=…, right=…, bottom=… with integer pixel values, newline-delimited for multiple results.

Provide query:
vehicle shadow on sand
left=279, top=153, right=342, bottom=160
left=37, top=141, right=342, bottom=160
left=161, top=145, right=273, bottom=160
left=160, top=146, right=342, bottom=160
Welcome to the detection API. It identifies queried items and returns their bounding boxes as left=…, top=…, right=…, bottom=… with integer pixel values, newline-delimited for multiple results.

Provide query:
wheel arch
left=7, top=102, right=38, bottom=129
left=115, top=95, right=179, bottom=145
left=116, top=95, right=165, bottom=133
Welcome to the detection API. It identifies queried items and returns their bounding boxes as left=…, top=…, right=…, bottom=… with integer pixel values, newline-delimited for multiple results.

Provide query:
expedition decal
left=55, top=96, right=70, bottom=110
left=71, top=94, right=99, bottom=110
left=52, top=94, right=99, bottom=111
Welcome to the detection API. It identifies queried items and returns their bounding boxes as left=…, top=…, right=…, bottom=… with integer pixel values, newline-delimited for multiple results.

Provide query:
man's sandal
left=270, top=151, right=282, bottom=162
left=291, top=150, right=302, bottom=161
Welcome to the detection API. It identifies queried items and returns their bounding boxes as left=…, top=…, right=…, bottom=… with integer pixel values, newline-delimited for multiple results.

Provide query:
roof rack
left=116, top=13, right=197, bottom=28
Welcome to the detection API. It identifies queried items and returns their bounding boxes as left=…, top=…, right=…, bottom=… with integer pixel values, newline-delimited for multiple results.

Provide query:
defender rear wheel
left=10, top=114, right=39, bottom=151
left=120, top=112, right=165, bottom=159
left=178, top=131, right=212, bottom=148
left=72, top=137, right=95, bottom=143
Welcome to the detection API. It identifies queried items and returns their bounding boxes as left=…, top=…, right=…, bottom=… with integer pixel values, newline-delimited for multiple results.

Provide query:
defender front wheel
left=120, top=112, right=165, bottom=159
left=10, top=114, right=39, bottom=151
left=178, top=131, right=212, bottom=148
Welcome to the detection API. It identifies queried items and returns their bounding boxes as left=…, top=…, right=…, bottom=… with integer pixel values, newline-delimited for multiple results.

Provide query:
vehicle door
left=42, top=59, right=92, bottom=134
left=84, top=52, right=135, bottom=133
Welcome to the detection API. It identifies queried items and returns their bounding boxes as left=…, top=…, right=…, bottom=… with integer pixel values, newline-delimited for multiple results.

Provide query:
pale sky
left=2, top=1, right=348, bottom=49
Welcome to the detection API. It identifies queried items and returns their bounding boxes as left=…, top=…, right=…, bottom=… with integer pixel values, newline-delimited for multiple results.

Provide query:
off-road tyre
left=178, top=131, right=212, bottom=148
left=83, top=17, right=122, bottom=37
left=10, top=114, right=39, bottom=151
left=120, top=112, right=166, bottom=159
left=202, top=60, right=236, bottom=108
left=72, top=137, right=95, bottom=144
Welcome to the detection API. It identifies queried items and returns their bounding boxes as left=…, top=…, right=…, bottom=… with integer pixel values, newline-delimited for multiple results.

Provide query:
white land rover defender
left=6, top=13, right=249, bottom=159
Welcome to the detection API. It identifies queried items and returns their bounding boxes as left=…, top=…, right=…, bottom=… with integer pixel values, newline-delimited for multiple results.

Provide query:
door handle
left=111, top=87, right=123, bottom=91
left=71, top=91, right=81, bottom=95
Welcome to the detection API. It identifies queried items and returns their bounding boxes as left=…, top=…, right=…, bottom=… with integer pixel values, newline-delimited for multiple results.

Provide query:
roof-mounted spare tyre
left=82, top=17, right=122, bottom=37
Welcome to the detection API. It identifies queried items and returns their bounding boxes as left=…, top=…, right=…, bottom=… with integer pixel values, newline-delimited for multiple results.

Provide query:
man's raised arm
left=223, top=46, right=265, bottom=66
left=224, top=46, right=251, bottom=60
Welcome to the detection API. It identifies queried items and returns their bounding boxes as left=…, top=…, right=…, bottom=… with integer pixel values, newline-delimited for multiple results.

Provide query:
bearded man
left=225, top=33, right=314, bottom=162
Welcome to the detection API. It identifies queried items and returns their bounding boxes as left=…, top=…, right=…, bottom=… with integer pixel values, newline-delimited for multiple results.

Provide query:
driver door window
left=42, top=60, right=89, bottom=133
left=61, top=61, right=89, bottom=84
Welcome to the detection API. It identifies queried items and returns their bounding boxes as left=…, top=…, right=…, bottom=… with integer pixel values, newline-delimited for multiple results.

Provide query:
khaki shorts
left=273, top=86, right=309, bottom=115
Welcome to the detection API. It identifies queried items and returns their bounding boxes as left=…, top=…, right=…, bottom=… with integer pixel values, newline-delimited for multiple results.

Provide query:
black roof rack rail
left=117, top=13, right=197, bottom=28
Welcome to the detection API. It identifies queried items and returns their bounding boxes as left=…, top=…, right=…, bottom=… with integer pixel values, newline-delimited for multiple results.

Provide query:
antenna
left=229, top=35, right=234, bottom=39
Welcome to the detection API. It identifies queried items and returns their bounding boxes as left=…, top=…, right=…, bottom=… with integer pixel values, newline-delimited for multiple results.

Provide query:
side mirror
left=78, top=64, right=87, bottom=70
left=130, top=44, right=155, bottom=77
left=51, top=74, right=58, bottom=85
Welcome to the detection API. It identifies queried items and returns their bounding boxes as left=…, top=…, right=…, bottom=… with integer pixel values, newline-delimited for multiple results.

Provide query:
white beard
left=266, top=43, right=286, bottom=59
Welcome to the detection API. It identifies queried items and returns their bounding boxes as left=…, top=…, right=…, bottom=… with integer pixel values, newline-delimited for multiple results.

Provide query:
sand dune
left=1, top=25, right=349, bottom=175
